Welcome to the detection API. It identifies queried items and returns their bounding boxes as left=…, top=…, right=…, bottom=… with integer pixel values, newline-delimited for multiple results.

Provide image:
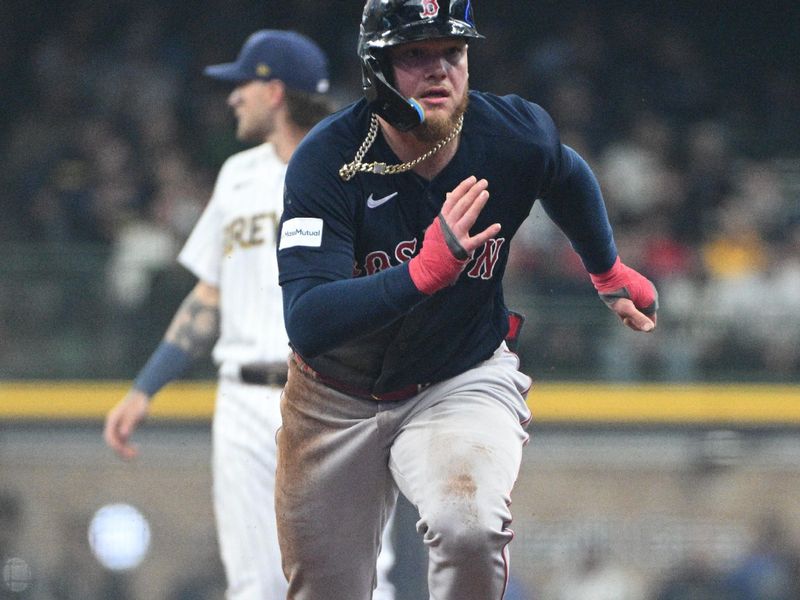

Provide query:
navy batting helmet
left=358, top=0, right=483, bottom=131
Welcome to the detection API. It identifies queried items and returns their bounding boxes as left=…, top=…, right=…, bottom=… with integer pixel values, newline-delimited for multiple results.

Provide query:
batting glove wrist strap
left=408, top=214, right=470, bottom=295
left=589, top=256, right=659, bottom=315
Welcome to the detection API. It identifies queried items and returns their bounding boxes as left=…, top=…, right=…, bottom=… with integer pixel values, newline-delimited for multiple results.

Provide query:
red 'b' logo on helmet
left=420, top=0, right=440, bottom=18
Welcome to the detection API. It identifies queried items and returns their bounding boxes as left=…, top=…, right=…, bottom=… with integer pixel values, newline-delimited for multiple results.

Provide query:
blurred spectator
left=653, top=554, right=729, bottom=600
left=674, top=119, right=735, bottom=244
left=698, top=194, right=772, bottom=375
left=105, top=146, right=205, bottom=312
left=723, top=514, right=800, bottom=600
left=598, top=111, right=676, bottom=225
left=760, top=224, right=800, bottom=376
left=505, top=575, right=535, bottom=600
left=105, top=204, right=181, bottom=313
left=546, top=543, right=646, bottom=600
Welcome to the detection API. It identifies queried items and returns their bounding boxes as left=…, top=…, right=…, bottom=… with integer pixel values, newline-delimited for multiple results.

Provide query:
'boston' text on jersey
left=357, top=237, right=506, bottom=278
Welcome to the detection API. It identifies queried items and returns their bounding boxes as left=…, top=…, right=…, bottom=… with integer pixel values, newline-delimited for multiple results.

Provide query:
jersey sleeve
left=178, top=171, right=226, bottom=286
left=496, top=95, right=563, bottom=200
left=493, top=97, right=617, bottom=273
left=277, top=132, right=426, bottom=358
left=538, top=144, right=618, bottom=273
left=502, top=97, right=618, bottom=274
left=278, top=146, right=357, bottom=285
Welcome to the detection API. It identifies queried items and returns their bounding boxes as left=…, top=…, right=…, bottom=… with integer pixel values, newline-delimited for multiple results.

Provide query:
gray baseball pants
left=276, top=343, right=532, bottom=600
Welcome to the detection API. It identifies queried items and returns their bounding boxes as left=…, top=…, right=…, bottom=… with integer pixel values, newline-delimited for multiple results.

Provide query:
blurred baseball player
left=103, top=30, right=399, bottom=600
left=275, top=2, right=658, bottom=599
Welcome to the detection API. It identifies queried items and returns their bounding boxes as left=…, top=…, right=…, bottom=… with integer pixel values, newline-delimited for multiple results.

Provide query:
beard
left=236, top=111, right=275, bottom=144
left=412, top=92, right=469, bottom=144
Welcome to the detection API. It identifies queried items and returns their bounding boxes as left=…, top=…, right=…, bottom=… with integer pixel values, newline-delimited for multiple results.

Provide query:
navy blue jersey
left=278, top=91, right=616, bottom=394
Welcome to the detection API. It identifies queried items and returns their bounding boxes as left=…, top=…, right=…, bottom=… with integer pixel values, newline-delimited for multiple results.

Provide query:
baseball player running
left=103, top=30, right=399, bottom=600
left=274, top=2, right=658, bottom=599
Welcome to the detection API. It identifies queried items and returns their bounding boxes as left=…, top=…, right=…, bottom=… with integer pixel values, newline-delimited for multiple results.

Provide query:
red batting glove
left=408, top=215, right=471, bottom=295
left=590, top=257, right=658, bottom=331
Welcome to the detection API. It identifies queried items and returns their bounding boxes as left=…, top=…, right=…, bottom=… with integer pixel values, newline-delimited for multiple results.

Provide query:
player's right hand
left=408, top=176, right=501, bottom=294
left=440, top=176, right=501, bottom=254
left=103, top=389, right=151, bottom=460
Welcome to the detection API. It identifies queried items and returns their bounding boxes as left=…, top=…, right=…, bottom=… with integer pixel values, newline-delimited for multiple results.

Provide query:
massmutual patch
left=279, top=217, right=324, bottom=250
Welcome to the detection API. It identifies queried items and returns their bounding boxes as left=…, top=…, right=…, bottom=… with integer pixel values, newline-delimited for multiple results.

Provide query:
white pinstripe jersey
left=179, top=142, right=289, bottom=371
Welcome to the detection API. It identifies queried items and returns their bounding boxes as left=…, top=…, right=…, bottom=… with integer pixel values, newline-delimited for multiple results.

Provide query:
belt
left=292, top=353, right=428, bottom=402
left=239, top=362, right=288, bottom=386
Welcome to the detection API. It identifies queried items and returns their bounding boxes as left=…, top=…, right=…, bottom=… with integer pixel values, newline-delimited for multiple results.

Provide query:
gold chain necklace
left=339, top=113, right=464, bottom=181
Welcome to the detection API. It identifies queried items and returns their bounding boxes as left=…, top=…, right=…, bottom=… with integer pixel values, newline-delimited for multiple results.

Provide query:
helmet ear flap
left=361, top=52, right=425, bottom=132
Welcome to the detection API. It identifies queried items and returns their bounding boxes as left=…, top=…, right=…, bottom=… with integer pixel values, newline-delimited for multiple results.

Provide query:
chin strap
left=362, top=55, right=425, bottom=132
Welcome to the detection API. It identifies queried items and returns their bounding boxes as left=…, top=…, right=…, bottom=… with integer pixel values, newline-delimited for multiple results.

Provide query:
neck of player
left=269, top=119, right=309, bottom=164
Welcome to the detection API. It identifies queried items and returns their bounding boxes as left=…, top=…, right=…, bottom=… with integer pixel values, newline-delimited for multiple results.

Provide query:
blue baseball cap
left=204, top=29, right=330, bottom=94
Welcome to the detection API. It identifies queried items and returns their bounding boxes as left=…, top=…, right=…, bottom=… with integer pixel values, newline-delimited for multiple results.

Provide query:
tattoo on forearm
left=164, top=291, right=220, bottom=358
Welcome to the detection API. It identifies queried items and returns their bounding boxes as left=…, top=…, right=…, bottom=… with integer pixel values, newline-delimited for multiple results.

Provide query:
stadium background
left=1, top=0, right=799, bottom=597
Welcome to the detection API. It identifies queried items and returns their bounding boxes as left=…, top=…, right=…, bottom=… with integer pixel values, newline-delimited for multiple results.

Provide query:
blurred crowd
left=1, top=1, right=798, bottom=382
left=4, top=483, right=800, bottom=599
left=539, top=513, right=800, bottom=600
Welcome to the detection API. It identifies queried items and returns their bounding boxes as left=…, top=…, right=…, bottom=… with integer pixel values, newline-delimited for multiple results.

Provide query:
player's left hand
left=589, top=257, right=658, bottom=333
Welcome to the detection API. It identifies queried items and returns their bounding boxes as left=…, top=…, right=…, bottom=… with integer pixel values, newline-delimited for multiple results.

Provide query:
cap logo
left=256, top=63, right=271, bottom=77
left=420, top=0, right=440, bottom=18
